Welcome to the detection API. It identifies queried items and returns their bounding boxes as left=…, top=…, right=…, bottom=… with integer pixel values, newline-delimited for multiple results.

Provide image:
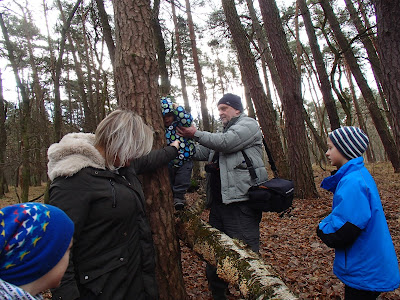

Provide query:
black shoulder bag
left=241, top=139, right=294, bottom=213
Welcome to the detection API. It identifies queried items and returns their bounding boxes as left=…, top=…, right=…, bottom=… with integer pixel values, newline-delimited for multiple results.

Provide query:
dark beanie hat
left=217, top=93, right=243, bottom=112
left=329, top=126, right=369, bottom=160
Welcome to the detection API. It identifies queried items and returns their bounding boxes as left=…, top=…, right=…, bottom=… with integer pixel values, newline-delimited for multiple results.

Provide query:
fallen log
left=176, top=206, right=299, bottom=300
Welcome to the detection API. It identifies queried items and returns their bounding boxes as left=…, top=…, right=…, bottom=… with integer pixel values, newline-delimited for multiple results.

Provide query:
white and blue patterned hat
left=329, top=126, right=369, bottom=160
left=161, top=97, right=174, bottom=116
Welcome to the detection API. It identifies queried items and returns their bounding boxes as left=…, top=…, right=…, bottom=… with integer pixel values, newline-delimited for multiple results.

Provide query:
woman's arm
left=132, top=145, right=178, bottom=175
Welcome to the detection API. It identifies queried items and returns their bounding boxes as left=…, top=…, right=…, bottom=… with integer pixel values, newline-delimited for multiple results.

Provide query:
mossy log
left=176, top=207, right=298, bottom=300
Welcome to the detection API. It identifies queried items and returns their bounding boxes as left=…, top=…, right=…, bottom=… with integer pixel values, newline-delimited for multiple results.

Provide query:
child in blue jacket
left=317, top=126, right=400, bottom=300
left=161, top=97, right=195, bottom=210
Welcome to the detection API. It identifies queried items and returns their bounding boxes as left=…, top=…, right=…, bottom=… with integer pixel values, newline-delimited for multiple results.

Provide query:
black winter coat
left=48, top=136, right=177, bottom=300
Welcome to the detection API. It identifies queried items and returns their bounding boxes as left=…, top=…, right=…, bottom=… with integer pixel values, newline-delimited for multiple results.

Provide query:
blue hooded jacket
left=318, top=157, right=400, bottom=291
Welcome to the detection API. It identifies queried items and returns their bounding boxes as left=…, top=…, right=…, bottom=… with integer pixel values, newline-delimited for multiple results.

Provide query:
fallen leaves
left=183, top=162, right=400, bottom=299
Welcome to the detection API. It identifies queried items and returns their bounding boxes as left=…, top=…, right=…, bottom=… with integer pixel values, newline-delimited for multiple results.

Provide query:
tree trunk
left=57, top=0, right=94, bottom=133
left=298, top=0, right=340, bottom=130
left=0, top=13, right=31, bottom=202
left=319, top=0, right=400, bottom=173
left=171, top=0, right=190, bottom=112
left=221, top=0, right=290, bottom=179
left=111, top=0, right=186, bottom=299
left=22, top=4, right=48, bottom=186
left=80, top=7, right=97, bottom=132
left=53, top=0, right=82, bottom=142
left=258, top=0, right=318, bottom=198
left=343, top=63, right=375, bottom=163
left=176, top=208, right=299, bottom=299
left=152, top=0, right=171, bottom=97
left=185, top=0, right=210, bottom=131
left=94, top=0, right=118, bottom=98
left=0, top=71, right=7, bottom=197
left=245, top=0, right=284, bottom=101
left=373, top=0, right=400, bottom=152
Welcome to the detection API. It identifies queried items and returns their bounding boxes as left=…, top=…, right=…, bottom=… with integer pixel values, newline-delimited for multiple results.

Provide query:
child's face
left=326, top=137, right=348, bottom=168
left=43, top=238, right=73, bottom=290
left=163, top=113, right=174, bottom=127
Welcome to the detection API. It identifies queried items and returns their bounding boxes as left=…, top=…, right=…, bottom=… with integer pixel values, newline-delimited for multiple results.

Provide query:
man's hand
left=177, top=125, right=197, bottom=138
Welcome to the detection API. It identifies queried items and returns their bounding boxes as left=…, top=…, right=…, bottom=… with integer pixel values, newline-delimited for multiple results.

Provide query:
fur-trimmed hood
left=47, top=133, right=106, bottom=181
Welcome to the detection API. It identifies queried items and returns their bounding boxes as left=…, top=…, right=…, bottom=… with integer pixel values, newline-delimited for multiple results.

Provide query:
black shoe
left=174, top=202, right=184, bottom=211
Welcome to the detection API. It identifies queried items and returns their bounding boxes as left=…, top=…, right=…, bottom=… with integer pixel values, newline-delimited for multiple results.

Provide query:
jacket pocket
left=77, top=243, right=129, bottom=294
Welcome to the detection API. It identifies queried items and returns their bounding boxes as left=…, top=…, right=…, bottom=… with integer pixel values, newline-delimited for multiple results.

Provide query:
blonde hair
left=94, top=109, right=154, bottom=169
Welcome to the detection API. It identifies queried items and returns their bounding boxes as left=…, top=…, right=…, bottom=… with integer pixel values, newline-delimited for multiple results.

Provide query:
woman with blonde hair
left=47, top=109, right=179, bottom=300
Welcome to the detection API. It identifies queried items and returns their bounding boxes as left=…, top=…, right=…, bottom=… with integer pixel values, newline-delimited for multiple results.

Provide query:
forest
left=0, top=0, right=399, bottom=299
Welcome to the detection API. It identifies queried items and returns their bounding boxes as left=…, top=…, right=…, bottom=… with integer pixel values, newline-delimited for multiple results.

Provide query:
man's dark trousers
left=206, top=200, right=262, bottom=300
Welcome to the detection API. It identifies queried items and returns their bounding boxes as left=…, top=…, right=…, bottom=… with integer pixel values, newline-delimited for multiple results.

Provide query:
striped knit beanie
left=0, top=203, right=74, bottom=286
left=329, top=126, right=369, bottom=160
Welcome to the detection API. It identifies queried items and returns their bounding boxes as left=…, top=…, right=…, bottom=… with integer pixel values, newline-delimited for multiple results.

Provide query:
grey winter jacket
left=193, top=114, right=268, bottom=204
left=47, top=133, right=177, bottom=300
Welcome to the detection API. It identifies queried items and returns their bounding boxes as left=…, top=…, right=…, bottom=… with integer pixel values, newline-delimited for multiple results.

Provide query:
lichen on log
left=176, top=207, right=298, bottom=299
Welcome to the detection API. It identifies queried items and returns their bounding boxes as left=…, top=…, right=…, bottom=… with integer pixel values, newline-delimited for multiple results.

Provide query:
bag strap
left=262, top=138, right=278, bottom=177
left=241, top=150, right=258, bottom=181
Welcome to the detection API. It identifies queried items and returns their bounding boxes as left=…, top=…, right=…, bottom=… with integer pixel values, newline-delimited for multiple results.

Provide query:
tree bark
left=298, top=0, right=340, bottom=130
left=319, top=0, right=400, bottom=173
left=258, top=0, right=318, bottom=198
left=373, top=0, right=400, bottom=152
left=111, top=0, right=186, bottom=299
left=176, top=208, right=299, bottom=299
left=221, top=0, right=290, bottom=179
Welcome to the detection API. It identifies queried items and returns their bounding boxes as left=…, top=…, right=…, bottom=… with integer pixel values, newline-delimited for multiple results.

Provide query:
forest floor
left=182, top=162, right=400, bottom=299
left=1, top=162, right=399, bottom=299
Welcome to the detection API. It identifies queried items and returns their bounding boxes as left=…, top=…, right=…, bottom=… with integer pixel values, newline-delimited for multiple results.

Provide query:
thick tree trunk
left=298, top=0, right=340, bottom=130
left=320, top=0, right=400, bottom=173
left=258, top=0, right=318, bottom=198
left=373, top=0, right=400, bottom=153
left=185, top=0, right=210, bottom=131
left=221, top=0, right=290, bottom=179
left=176, top=208, right=298, bottom=299
left=111, top=0, right=186, bottom=299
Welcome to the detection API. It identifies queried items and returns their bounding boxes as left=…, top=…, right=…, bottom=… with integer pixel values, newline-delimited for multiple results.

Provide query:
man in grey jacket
left=177, top=93, right=268, bottom=300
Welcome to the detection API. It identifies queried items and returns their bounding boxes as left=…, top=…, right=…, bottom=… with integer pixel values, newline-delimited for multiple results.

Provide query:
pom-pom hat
left=0, top=203, right=74, bottom=286
left=329, top=126, right=369, bottom=160
left=217, top=93, right=244, bottom=112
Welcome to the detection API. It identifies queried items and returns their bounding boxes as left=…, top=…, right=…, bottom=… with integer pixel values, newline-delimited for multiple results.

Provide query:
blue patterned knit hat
left=0, top=203, right=74, bottom=286
left=329, top=126, right=369, bottom=160
left=161, top=97, right=174, bottom=116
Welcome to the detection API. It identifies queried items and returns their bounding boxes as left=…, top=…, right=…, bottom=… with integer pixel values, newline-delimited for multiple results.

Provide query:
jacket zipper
left=109, top=179, right=117, bottom=208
